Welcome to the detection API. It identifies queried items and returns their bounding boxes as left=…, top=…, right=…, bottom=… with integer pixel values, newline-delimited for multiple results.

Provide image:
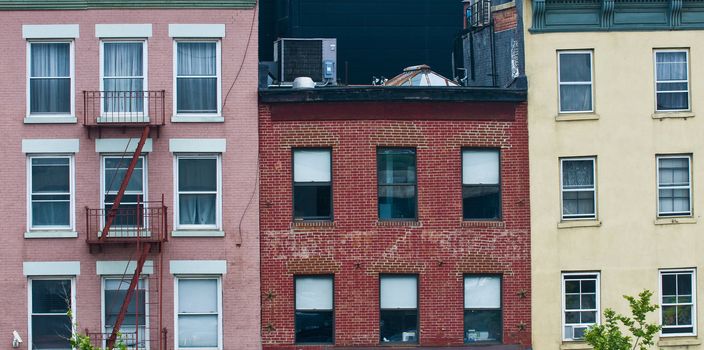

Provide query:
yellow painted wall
left=524, top=3, right=704, bottom=350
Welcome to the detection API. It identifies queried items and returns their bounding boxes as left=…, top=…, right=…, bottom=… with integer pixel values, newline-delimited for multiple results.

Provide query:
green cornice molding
left=0, top=0, right=256, bottom=10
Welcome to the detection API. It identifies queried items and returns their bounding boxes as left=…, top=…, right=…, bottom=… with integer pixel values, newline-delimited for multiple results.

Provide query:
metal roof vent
left=292, top=77, right=316, bottom=89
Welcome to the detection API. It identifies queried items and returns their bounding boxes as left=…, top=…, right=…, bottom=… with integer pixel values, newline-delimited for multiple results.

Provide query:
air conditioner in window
left=568, top=325, right=588, bottom=340
left=273, top=38, right=337, bottom=85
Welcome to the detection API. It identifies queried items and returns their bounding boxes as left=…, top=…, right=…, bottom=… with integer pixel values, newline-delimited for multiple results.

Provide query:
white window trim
left=100, top=155, right=148, bottom=233
left=99, top=39, right=149, bottom=119
left=561, top=272, right=601, bottom=341
left=659, top=268, right=697, bottom=337
left=657, top=155, right=693, bottom=218
left=654, top=49, right=691, bottom=113
left=27, top=154, right=75, bottom=232
left=173, top=154, right=222, bottom=230
left=172, top=39, right=222, bottom=119
left=174, top=276, right=223, bottom=350
left=557, top=50, right=594, bottom=114
left=28, top=277, right=77, bottom=350
left=560, top=157, right=597, bottom=221
left=101, top=276, right=150, bottom=349
left=26, top=40, right=76, bottom=120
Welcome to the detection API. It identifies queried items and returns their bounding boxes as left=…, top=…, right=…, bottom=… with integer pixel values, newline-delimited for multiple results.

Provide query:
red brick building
left=259, top=86, right=530, bottom=349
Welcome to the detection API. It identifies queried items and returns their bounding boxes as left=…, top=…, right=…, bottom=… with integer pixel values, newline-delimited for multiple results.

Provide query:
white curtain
left=464, top=276, right=501, bottom=309
left=178, top=279, right=218, bottom=348
left=103, top=42, right=144, bottom=113
left=179, top=158, right=217, bottom=225
left=559, top=53, right=592, bottom=112
left=177, top=42, right=217, bottom=113
left=656, top=52, right=688, bottom=110
left=562, top=160, right=594, bottom=189
left=380, top=276, right=417, bottom=309
left=294, top=150, right=331, bottom=182
left=296, top=277, right=333, bottom=310
left=659, top=158, right=690, bottom=213
left=463, top=149, right=499, bottom=185
left=30, top=43, right=70, bottom=113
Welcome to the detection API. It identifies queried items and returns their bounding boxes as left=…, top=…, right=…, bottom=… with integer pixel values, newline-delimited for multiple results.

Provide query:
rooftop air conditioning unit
left=274, top=38, right=337, bottom=85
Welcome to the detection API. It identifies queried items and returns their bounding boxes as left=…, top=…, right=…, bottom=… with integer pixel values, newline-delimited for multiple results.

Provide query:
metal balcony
left=82, top=90, right=165, bottom=137
left=85, top=199, right=168, bottom=250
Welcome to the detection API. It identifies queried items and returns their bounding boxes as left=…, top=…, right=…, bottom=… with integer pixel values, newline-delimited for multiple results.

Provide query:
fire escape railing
left=83, top=90, right=166, bottom=126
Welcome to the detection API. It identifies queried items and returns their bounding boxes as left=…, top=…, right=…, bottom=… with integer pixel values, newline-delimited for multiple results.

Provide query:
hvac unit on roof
left=273, top=38, right=337, bottom=85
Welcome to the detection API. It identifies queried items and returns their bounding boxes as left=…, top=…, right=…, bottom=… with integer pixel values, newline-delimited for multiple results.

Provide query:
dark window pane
left=32, top=280, right=71, bottom=313
left=378, top=185, right=416, bottom=220
left=179, top=158, right=217, bottom=192
left=662, top=305, right=677, bottom=326
left=581, top=311, right=596, bottom=323
left=380, top=309, right=417, bottom=343
left=32, top=201, right=70, bottom=226
left=464, top=309, right=501, bottom=343
left=564, top=311, right=580, bottom=324
left=678, top=274, right=692, bottom=295
left=463, top=185, right=500, bottom=220
left=105, top=288, right=146, bottom=327
left=378, top=149, right=416, bottom=185
left=678, top=305, right=692, bottom=325
left=581, top=280, right=596, bottom=293
left=565, top=295, right=580, bottom=310
left=294, top=184, right=331, bottom=219
left=662, top=274, right=677, bottom=296
left=30, top=78, right=71, bottom=114
left=32, top=315, right=72, bottom=349
left=581, top=294, right=596, bottom=309
left=560, top=85, right=592, bottom=112
left=663, top=326, right=694, bottom=334
left=559, top=53, right=591, bottom=82
left=295, top=310, right=333, bottom=344
left=179, top=194, right=217, bottom=225
left=657, top=92, right=689, bottom=111
left=562, top=160, right=594, bottom=188
left=564, top=281, right=580, bottom=294
left=177, top=78, right=218, bottom=113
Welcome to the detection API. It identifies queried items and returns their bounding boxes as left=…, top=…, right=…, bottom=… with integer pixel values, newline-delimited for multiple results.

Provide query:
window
left=462, top=149, right=501, bottom=220
left=378, top=148, right=417, bottom=220
left=176, top=155, right=221, bottom=229
left=560, top=157, right=596, bottom=220
left=657, top=155, right=692, bottom=217
left=661, top=269, right=696, bottom=336
left=464, top=276, right=502, bottom=343
left=558, top=51, right=593, bottom=113
left=28, top=156, right=73, bottom=230
left=563, top=273, right=599, bottom=341
left=103, top=277, right=147, bottom=348
left=102, top=156, right=147, bottom=230
left=655, top=50, right=689, bottom=112
left=28, top=42, right=72, bottom=115
left=380, top=275, right=418, bottom=343
left=293, top=149, right=332, bottom=221
left=175, top=41, right=220, bottom=115
left=29, top=278, right=74, bottom=349
left=295, top=276, right=334, bottom=344
left=101, top=41, right=146, bottom=114
left=176, top=277, right=222, bottom=349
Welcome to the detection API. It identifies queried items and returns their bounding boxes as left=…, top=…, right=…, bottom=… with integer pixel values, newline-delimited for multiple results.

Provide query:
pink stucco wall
left=0, top=7, right=260, bottom=349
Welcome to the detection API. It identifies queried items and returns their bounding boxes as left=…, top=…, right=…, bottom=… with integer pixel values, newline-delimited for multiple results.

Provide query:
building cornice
left=0, top=0, right=256, bottom=10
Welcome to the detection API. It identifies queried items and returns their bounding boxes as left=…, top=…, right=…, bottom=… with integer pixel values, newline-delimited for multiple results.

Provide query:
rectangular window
left=657, top=155, right=692, bottom=217
left=464, top=276, right=502, bottom=343
left=563, top=273, right=600, bottom=341
left=176, top=155, right=221, bottom=228
left=293, top=149, right=332, bottom=220
left=462, top=149, right=501, bottom=220
left=101, top=41, right=146, bottom=114
left=561, top=157, right=596, bottom=220
left=103, top=277, right=147, bottom=348
left=28, top=42, right=72, bottom=115
left=378, top=148, right=417, bottom=220
left=655, top=50, right=689, bottom=112
left=380, top=275, right=418, bottom=344
left=176, top=277, right=221, bottom=349
left=295, top=276, right=334, bottom=344
left=175, top=41, right=220, bottom=115
left=102, top=156, right=147, bottom=229
left=660, top=269, right=696, bottom=336
left=29, top=278, right=73, bottom=349
left=558, top=51, right=593, bottom=113
left=29, top=156, right=72, bottom=229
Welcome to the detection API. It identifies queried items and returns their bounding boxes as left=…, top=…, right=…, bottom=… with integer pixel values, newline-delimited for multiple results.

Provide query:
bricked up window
left=295, top=276, right=334, bottom=343
left=293, top=149, right=332, bottom=220
left=380, top=275, right=418, bottom=343
left=377, top=148, right=417, bottom=220
left=462, top=149, right=501, bottom=220
left=464, top=275, right=502, bottom=343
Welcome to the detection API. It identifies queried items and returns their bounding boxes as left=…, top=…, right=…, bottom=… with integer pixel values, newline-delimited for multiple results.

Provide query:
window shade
left=296, top=276, right=333, bottom=310
left=464, top=276, right=500, bottom=308
left=294, top=150, right=331, bottom=182
left=380, top=275, right=417, bottom=309
left=463, top=150, right=499, bottom=185
left=179, top=279, right=218, bottom=313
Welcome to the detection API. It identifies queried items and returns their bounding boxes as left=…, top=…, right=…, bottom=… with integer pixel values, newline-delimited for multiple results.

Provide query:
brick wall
left=493, top=6, right=518, bottom=33
left=259, top=101, right=531, bottom=349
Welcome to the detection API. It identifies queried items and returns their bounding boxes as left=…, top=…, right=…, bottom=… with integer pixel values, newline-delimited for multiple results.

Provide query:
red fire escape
left=83, top=90, right=167, bottom=350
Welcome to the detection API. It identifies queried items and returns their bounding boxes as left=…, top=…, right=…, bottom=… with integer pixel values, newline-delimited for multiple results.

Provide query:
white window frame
left=173, top=154, right=222, bottom=230
left=99, top=39, right=149, bottom=118
left=657, top=155, right=693, bottom=217
left=654, top=49, right=690, bottom=113
left=174, top=276, right=223, bottom=350
left=172, top=39, right=222, bottom=118
left=562, top=272, right=600, bottom=341
left=26, top=40, right=75, bottom=118
left=659, top=268, right=697, bottom=337
left=560, top=157, right=597, bottom=221
left=101, top=276, right=150, bottom=349
left=27, top=154, right=75, bottom=231
left=100, top=155, right=149, bottom=231
left=557, top=50, right=594, bottom=114
left=28, top=277, right=76, bottom=350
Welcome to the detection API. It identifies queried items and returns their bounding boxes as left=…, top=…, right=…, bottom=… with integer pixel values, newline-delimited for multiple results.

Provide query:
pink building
left=0, top=1, right=260, bottom=349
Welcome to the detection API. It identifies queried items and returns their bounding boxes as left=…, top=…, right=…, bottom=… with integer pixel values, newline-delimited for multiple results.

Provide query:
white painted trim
left=171, top=230, right=225, bottom=237
left=23, top=24, right=79, bottom=39
left=96, top=260, right=154, bottom=275
left=170, top=116, right=225, bottom=123
left=170, top=260, right=227, bottom=275
left=168, top=24, right=225, bottom=38
left=169, top=139, right=226, bottom=153
left=24, top=231, right=78, bottom=239
left=174, top=276, right=223, bottom=350
left=24, top=116, right=77, bottom=124
left=26, top=40, right=75, bottom=119
left=172, top=39, right=222, bottom=118
left=23, top=261, right=80, bottom=276
left=95, top=24, right=152, bottom=38
left=22, top=139, right=79, bottom=153
left=28, top=277, right=76, bottom=350
left=96, top=138, right=153, bottom=153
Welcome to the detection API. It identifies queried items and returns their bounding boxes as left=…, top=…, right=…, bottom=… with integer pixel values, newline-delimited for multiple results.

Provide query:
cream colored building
left=525, top=1, right=704, bottom=349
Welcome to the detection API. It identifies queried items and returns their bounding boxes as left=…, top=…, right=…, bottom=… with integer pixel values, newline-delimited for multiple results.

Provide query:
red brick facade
left=493, top=6, right=518, bottom=33
left=259, top=100, right=531, bottom=349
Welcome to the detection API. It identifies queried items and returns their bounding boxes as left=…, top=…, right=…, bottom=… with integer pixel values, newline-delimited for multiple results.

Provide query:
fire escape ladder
left=101, top=126, right=151, bottom=240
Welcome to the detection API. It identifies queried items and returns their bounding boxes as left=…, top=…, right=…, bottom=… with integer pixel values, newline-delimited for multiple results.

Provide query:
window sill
left=655, top=217, right=697, bottom=225
left=171, top=115, right=224, bottom=123
left=557, top=220, right=601, bottom=229
left=171, top=230, right=224, bottom=237
left=555, top=113, right=600, bottom=122
left=293, top=220, right=335, bottom=228
left=658, top=337, right=700, bottom=347
left=376, top=220, right=421, bottom=227
left=24, top=115, right=77, bottom=124
left=560, top=341, right=592, bottom=350
left=652, top=111, right=695, bottom=120
left=461, top=220, right=505, bottom=228
left=24, top=231, right=78, bottom=239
